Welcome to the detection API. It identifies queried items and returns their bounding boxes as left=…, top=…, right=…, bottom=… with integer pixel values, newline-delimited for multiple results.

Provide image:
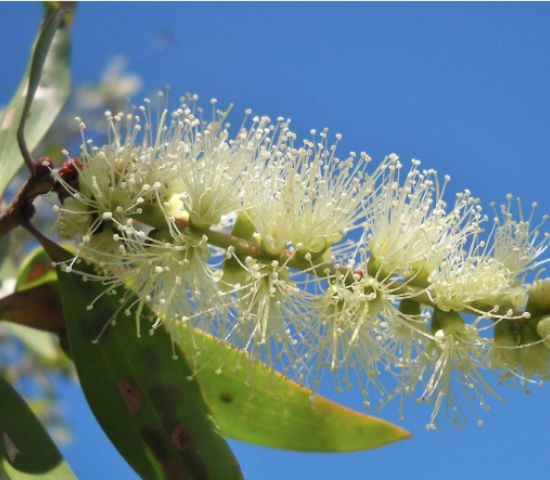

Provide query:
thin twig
left=16, top=120, right=34, bottom=173
left=0, top=168, right=54, bottom=240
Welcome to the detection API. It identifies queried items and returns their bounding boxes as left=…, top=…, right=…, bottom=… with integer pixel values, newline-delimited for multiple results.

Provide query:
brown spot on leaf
left=171, top=424, right=193, bottom=451
left=161, top=460, right=186, bottom=480
left=24, top=260, right=48, bottom=285
left=219, top=392, right=233, bottom=403
left=117, top=379, right=143, bottom=416
left=2, top=432, right=19, bottom=463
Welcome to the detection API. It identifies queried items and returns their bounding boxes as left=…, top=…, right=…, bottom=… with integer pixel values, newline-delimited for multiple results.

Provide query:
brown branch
left=17, top=121, right=34, bottom=173
left=0, top=164, right=54, bottom=241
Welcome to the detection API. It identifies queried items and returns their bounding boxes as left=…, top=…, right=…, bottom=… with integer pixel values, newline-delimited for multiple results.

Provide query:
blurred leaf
left=2, top=324, right=60, bottom=361
left=16, top=245, right=58, bottom=292
left=0, top=5, right=73, bottom=199
left=45, top=243, right=243, bottom=480
left=0, top=283, right=64, bottom=334
left=14, top=245, right=410, bottom=452
left=0, top=246, right=67, bottom=363
left=0, top=236, right=12, bottom=278
left=0, top=375, right=77, bottom=480
left=191, top=334, right=411, bottom=451
left=42, top=2, right=77, bottom=25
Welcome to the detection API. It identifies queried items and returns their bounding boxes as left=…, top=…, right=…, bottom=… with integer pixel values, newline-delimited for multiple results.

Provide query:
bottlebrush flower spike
left=49, top=92, right=550, bottom=430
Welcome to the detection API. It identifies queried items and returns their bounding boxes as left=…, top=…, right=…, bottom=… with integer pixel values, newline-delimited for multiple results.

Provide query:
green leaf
left=0, top=246, right=65, bottom=361
left=0, top=375, right=77, bottom=480
left=46, top=243, right=243, bottom=480
left=2, top=323, right=60, bottom=361
left=15, top=245, right=410, bottom=452
left=0, top=236, right=13, bottom=278
left=0, top=256, right=64, bottom=335
left=188, top=331, right=411, bottom=451
left=16, top=245, right=58, bottom=292
left=0, top=5, right=73, bottom=198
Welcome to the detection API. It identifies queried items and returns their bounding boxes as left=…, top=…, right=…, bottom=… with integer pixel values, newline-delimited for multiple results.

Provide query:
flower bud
left=398, top=299, right=422, bottom=317
left=518, top=320, right=550, bottom=380
left=526, top=279, right=550, bottom=316
left=535, top=316, right=550, bottom=350
left=433, top=308, right=465, bottom=336
left=488, top=319, right=519, bottom=369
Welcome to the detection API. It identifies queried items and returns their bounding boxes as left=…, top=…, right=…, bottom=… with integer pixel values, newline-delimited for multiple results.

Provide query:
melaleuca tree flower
left=212, top=255, right=314, bottom=378
left=243, top=127, right=373, bottom=256
left=49, top=92, right=550, bottom=431
left=164, top=100, right=260, bottom=229
left=125, top=227, right=220, bottom=340
left=362, top=155, right=482, bottom=288
left=304, top=274, right=390, bottom=402
left=414, top=309, right=498, bottom=430
left=53, top=197, right=92, bottom=239
left=429, top=196, right=550, bottom=313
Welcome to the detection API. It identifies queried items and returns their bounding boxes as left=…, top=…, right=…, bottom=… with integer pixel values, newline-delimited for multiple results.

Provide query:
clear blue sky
left=2, top=3, right=550, bottom=480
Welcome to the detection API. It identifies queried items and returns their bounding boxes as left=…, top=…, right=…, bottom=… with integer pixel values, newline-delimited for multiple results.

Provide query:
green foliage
left=19, top=245, right=410, bottom=455
left=46, top=242, right=243, bottom=480
left=0, top=375, right=77, bottom=480
left=192, top=335, right=411, bottom=451
left=0, top=4, right=73, bottom=198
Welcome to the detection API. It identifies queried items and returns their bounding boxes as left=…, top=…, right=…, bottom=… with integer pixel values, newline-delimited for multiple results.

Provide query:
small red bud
left=56, top=158, right=83, bottom=202
left=59, top=158, right=83, bottom=183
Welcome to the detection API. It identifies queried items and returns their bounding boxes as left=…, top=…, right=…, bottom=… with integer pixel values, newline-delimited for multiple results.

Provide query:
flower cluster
left=50, top=93, right=550, bottom=430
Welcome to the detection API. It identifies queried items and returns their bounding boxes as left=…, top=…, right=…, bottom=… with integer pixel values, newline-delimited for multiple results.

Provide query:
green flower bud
left=488, top=319, right=519, bottom=369
left=433, top=308, right=465, bottom=336
left=398, top=299, right=422, bottom=317
left=526, top=279, right=550, bottom=316
left=518, top=320, right=550, bottom=379
left=535, top=316, right=550, bottom=350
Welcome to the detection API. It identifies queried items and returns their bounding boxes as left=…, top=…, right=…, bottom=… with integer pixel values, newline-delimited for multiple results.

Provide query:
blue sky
left=2, top=3, right=550, bottom=480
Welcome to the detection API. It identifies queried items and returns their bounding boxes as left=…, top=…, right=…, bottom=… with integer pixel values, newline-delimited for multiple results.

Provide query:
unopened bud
left=526, top=279, right=550, bottom=316
left=433, top=308, right=465, bottom=336
left=518, top=320, right=550, bottom=380
left=488, top=319, right=519, bottom=368
left=536, top=316, right=550, bottom=350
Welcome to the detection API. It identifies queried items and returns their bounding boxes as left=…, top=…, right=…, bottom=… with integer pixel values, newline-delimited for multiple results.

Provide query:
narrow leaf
left=16, top=246, right=410, bottom=452
left=0, top=246, right=67, bottom=361
left=16, top=245, right=58, bottom=292
left=46, top=243, right=243, bottom=480
left=191, top=333, right=411, bottom=451
left=0, top=5, right=73, bottom=198
left=0, top=375, right=77, bottom=480
left=0, top=282, right=64, bottom=334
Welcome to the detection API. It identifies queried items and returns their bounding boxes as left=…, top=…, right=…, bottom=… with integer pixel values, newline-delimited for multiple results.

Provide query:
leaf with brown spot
left=14, top=245, right=410, bottom=453
left=3, top=432, right=19, bottom=463
left=43, top=242, right=243, bottom=480
left=171, top=424, right=193, bottom=452
left=16, top=245, right=57, bottom=291
left=0, top=375, right=77, bottom=479
left=117, top=380, right=143, bottom=417
left=190, top=331, right=411, bottom=452
left=161, top=460, right=187, bottom=480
